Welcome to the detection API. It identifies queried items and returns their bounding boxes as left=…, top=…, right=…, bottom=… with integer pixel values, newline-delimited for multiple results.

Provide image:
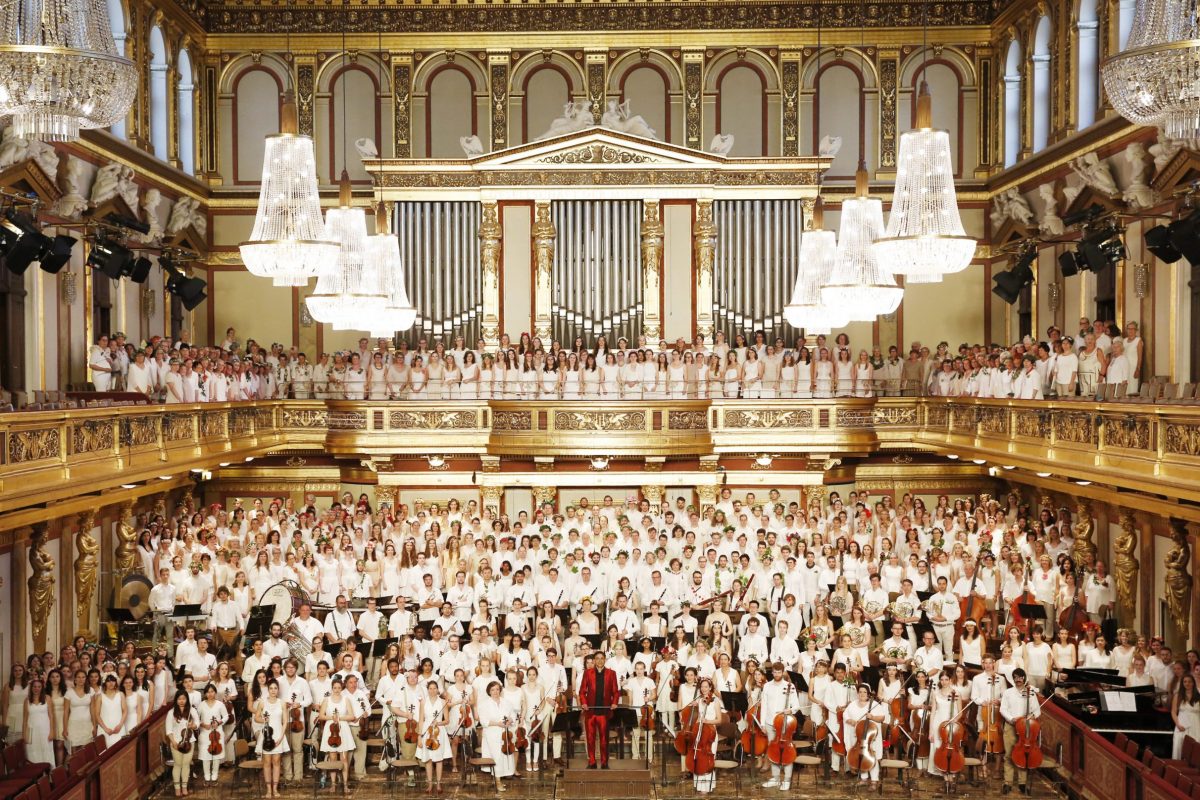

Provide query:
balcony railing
left=2, top=397, right=1198, bottom=513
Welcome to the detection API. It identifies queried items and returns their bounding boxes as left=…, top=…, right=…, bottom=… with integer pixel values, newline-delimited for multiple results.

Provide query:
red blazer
left=578, top=667, right=620, bottom=715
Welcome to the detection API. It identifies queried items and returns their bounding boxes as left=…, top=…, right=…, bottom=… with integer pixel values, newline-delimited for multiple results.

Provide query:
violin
left=425, top=720, right=441, bottom=751
left=208, top=722, right=223, bottom=756
left=933, top=691, right=966, bottom=774
left=740, top=701, right=767, bottom=757
left=289, top=692, right=304, bottom=733
left=501, top=718, right=516, bottom=755
left=327, top=719, right=342, bottom=749
left=404, top=704, right=419, bottom=744
left=514, top=721, right=529, bottom=751
left=638, top=690, right=657, bottom=734
left=459, top=698, right=474, bottom=730
left=178, top=724, right=193, bottom=755
left=766, top=684, right=798, bottom=766
left=1011, top=686, right=1043, bottom=769
left=556, top=684, right=568, bottom=714
left=976, top=677, right=1004, bottom=755
left=684, top=698, right=716, bottom=776
left=669, top=669, right=681, bottom=703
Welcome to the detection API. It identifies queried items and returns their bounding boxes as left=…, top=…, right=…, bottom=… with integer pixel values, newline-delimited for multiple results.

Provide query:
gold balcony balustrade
left=2, top=397, right=1199, bottom=514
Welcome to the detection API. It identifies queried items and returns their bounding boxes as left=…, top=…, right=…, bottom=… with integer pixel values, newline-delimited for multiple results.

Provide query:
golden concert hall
left=0, top=0, right=1197, bottom=799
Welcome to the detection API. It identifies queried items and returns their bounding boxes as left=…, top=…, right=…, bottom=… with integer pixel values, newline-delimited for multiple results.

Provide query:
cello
left=685, top=697, right=717, bottom=778
left=740, top=701, right=768, bottom=757
left=933, top=691, right=967, bottom=775
left=975, top=675, right=1005, bottom=757
left=1011, top=684, right=1043, bottom=770
left=1057, top=566, right=1087, bottom=639
left=957, top=564, right=987, bottom=643
left=1007, top=557, right=1039, bottom=635
left=846, top=698, right=881, bottom=775
left=766, top=683, right=798, bottom=766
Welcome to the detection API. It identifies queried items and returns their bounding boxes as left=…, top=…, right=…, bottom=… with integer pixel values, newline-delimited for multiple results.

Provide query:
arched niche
left=413, top=54, right=488, bottom=158
left=607, top=50, right=683, bottom=145
left=510, top=52, right=586, bottom=145
left=316, top=54, right=392, bottom=184
left=900, top=47, right=977, bottom=178
left=705, top=49, right=780, bottom=157
left=218, top=54, right=288, bottom=186
left=800, top=48, right=879, bottom=178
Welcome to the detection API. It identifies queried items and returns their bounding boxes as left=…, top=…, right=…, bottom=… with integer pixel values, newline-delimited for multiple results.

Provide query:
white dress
left=1122, top=336, right=1142, bottom=391
left=814, top=361, right=833, bottom=398
left=854, top=364, right=873, bottom=397
left=780, top=365, right=797, bottom=398
left=25, top=701, right=55, bottom=766
left=367, top=365, right=388, bottom=399
left=67, top=688, right=94, bottom=747
left=409, top=369, right=428, bottom=398
left=415, top=698, right=452, bottom=762
left=1174, top=700, right=1200, bottom=760
left=257, top=698, right=290, bottom=755
left=319, top=696, right=354, bottom=753
left=477, top=366, right=491, bottom=400
left=477, top=695, right=516, bottom=778
left=461, top=364, right=480, bottom=400
left=198, top=701, right=230, bottom=763
left=600, top=366, right=620, bottom=398
left=540, top=369, right=559, bottom=399
left=343, top=368, right=367, bottom=400
left=445, top=367, right=463, bottom=400
left=723, top=367, right=740, bottom=398
left=519, top=369, right=537, bottom=399
left=669, top=364, right=687, bottom=398
left=5, top=684, right=27, bottom=743
left=98, top=692, right=127, bottom=747
left=562, top=369, right=581, bottom=400
left=623, top=364, right=643, bottom=400
left=742, top=360, right=763, bottom=399
left=582, top=368, right=602, bottom=399
left=835, top=361, right=854, bottom=397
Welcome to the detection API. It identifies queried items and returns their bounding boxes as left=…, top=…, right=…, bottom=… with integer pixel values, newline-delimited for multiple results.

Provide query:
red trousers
left=584, top=712, right=610, bottom=765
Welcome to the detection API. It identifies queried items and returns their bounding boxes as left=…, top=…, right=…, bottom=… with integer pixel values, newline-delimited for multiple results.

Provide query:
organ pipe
left=712, top=199, right=804, bottom=343
left=393, top=201, right=482, bottom=345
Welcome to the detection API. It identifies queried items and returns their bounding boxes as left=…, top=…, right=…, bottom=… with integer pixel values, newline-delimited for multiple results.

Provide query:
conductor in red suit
left=578, top=651, right=620, bottom=768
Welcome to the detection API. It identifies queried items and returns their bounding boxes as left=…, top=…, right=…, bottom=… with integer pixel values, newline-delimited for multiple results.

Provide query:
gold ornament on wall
left=1071, top=501, right=1097, bottom=567
left=1048, top=281, right=1061, bottom=311
left=28, top=523, right=55, bottom=654
left=1134, top=263, right=1149, bottom=299
left=74, top=510, right=99, bottom=635
left=1164, top=520, right=1191, bottom=640
left=113, top=501, right=139, bottom=577
left=1112, top=510, right=1139, bottom=619
left=60, top=270, right=77, bottom=304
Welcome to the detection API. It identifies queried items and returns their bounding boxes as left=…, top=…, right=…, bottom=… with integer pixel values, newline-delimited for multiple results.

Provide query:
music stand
left=245, top=606, right=275, bottom=642
left=787, top=670, right=809, bottom=692
left=1016, top=604, right=1046, bottom=637
left=721, top=691, right=748, bottom=717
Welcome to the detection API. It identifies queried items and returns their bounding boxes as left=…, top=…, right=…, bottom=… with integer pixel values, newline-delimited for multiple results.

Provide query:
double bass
left=1011, top=685, right=1043, bottom=769
left=957, top=565, right=987, bottom=642
left=1007, top=557, right=1039, bottom=635
left=933, top=691, right=967, bottom=775
left=765, top=684, right=798, bottom=766
left=684, top=697, right=717, bottom=777
left=1057, top=566, right=1087, bottom=639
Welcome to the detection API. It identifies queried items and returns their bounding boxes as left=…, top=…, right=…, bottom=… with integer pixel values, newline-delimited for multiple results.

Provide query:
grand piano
left=1053, top=668, right=1176, bottom=756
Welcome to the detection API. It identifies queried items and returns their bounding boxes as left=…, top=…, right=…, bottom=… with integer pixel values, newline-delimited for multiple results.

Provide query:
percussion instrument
left=258, top=581, right=308, bottom=627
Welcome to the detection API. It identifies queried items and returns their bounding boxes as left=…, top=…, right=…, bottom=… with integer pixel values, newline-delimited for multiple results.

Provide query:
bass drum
left=257, top=580, right=308, bottom=627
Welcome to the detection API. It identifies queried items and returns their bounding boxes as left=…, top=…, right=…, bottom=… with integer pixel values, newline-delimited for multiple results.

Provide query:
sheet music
left=1100, top=690, right=1137, bottom=712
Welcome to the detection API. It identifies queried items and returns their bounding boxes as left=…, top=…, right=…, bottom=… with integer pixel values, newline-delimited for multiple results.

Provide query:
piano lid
left=1057, top=668, right=1124, bottom=686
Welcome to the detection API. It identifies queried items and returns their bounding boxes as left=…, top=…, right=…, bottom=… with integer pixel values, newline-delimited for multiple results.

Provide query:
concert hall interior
left=1, top=0, right=1200, bottom=799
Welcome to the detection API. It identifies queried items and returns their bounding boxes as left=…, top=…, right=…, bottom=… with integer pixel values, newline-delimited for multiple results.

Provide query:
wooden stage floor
left=156, top=753, right=1067, bottom=800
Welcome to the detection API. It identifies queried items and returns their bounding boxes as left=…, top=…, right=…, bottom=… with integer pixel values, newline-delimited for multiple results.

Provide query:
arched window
left=1032, top=17, right=1052, bottom=153
left=177, top=49, right=195, bottom=174
left=1118, top=0, right=1136, bottom=50
left=1076, top=0, right=1099, bottom=129
left=148, top=26, right=168, bottom=161
left=1003, top=40, right=1023, bottom=167
left=426, top=65, right=476, bottom=158
left=107, top=0, right=127, bottom=139
left=716, top=64, right=767, bottom=156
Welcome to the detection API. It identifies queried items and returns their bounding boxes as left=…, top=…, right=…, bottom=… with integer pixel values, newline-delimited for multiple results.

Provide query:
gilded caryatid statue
left=693, top=200, right=717, bottom=340
left=1112, top=510, right=1139, bottom=619
left=74, top=511, right=99, bottom=634
left=1071, top=501, right=1097, bottom=567
left=641, top=200, right=664, bottom=341
left=1164, top=520, right=1192, bottom=638
left=531, top=202, right=556, bottom=342
left=28, top=523, right=56, bottom=654
left=114, top=501, right=139, bottom=576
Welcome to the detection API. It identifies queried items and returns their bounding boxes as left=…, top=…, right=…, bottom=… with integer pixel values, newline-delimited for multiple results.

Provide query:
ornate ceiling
left=193, top=0, right=1001, bottom=35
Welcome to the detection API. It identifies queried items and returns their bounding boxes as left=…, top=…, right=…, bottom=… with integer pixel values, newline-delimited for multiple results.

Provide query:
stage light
left=1075, top=480, right=1092, bottom=486
left=87, top=235, right=133, bottom=280
left=1002, top=465, right=1016, bottom=470
left=1078, top=224, right=1126, bottom=271
left=1036, top=472, right=1052, bottom=477
left=1147, top=209, right=1200, bottom=265
left=1145, top=223, right=1183, bottom=263
left=972, top=458, right=987, bottom=464
left=0, top=210, right=77, bottom=275
left=163, top=258, right=207, bottom=311
left=993, top=246, right=1036, bottom=304
left=1059, top=249, right=1082, bottom=277
left=946, top=454, right=959, bottom=460
left=218, top=462, right=231, bottom=467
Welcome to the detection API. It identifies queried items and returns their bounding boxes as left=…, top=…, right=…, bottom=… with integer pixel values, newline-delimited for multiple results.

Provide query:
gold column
left=641, top=485, right=666, bottom=505
left=295, top=57, right=317, bottom=139
left=781, top=50, right=801, bottom=158
left=694, top=199, right=717, bottom=341
left=877, top=49, right=900, bottom=176
left=641, top=200, right=664, bottom=341
left=586, top=50, right=607, bottom=123
left=488, top=51, right=511, bottom=151
left=696, top=484, right=720, bottom=512
left=682, top=48, right=704, bottom=149
left=392, top=51, right=413, bottom=157
left=480, top=201, right=502, bottom=349
left=532, top=486, right=557, bottom=509
left=532, top=201, right=556, bottom=342
left=481, top=485, right=504, bottom=516
left=27, top=522, right=54, bottom=655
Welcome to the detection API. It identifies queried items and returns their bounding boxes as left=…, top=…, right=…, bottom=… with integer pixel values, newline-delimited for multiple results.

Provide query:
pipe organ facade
left=394, top=201, right=484, bottom=343
left=713, top=199, right=804, bottom=343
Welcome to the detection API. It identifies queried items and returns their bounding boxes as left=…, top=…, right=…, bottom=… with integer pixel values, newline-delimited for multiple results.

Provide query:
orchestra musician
left=761, top=661, right=802, bottom=791
left=578, top=651, right=620, bottom=768
left=1000, top=669, right=1040, bottom=795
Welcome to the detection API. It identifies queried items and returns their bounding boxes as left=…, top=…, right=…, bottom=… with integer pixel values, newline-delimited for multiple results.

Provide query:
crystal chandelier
left=784, top=198, right=850, bottom=334
left=1101, top=0, right=1200, bottom=140
left=240, top=92, right=338, bottom=286
left=874, top=82, right=976, bottom=284
left=306, top=172, right=387, bottom=329
left=362, top=203, right=417, bottom=337
left=0, top=0, right=137, bottom=141
left=822, top=163, right=904, bottom=319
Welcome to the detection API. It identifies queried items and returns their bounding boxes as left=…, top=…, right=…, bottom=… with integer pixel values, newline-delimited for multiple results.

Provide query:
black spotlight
left=87, top=236, right=134, bottom=280
left=128, top=255, right=153, bottom=283
left=993, top=248, right=1036, bottom=304
left=1166, top=208, right=1200, bottom=265
left=1078, top=223, right=1126, bottom=272
left=163, top=261, right=207, bottom=311
left=38, top=234, right=77, bottom=274
left=1058, top=250, right=1081, bottom=278
left=0, top=210, right=76, bottom=275
left=1145, top=223, right=1182, bottom=263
